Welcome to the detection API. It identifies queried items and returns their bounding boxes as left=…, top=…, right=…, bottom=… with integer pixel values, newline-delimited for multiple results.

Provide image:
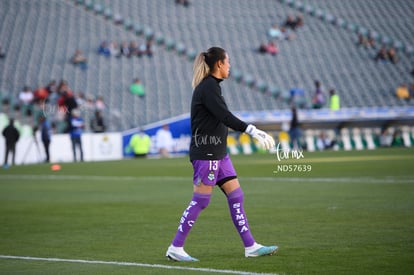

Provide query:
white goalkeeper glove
left=245, top=124, right=275, bottom=150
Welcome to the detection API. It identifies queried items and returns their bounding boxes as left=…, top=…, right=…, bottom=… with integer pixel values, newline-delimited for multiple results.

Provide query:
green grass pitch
left=0, top=148, right=413, bottom=274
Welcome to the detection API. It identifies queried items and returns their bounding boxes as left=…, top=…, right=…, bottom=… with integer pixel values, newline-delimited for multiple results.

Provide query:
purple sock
left=227, top=188, right=255, bottom=247
left=172, top=192, right=211, bottom=247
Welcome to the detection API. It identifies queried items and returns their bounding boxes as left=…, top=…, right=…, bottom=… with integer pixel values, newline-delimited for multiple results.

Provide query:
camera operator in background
left=2, top=118, right=20, bottom=168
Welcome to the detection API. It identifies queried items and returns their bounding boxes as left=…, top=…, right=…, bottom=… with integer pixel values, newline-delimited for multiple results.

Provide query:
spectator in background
left=57, top=79, right=70, bottom=95
left=98, top=41, right=111, bottom=57
left=129, top=129, right=151, bottom=158
left=258, top=43, right=268, bottom=54
left=316, top=131, right=336, bottom=151
left=289, top=107, right=301, bottom=149
left=266, top=41, right=279, bottom=55
left=90, top=110, right=106, bottom=133
left=18, top=86, right=34, bottom=107
left=113, top=13, right=123, bottom=25
left=61, top=91, right=79, bottom=126
left=95, top=95, right=106, bottom=111
left=155, top=124, right=174, bottom=158
left=108, top=41, right=119, bottom=57
left=357, top=34, right=375, bottom=48
left=268, top=24, right=283, bottom=40
left=374, top=46, right=398, bottom=63
left=175, top=0, right=190, bottom=7
left=130, top=78, right=145, bottom=97
left=295, top=14, right=304, bottom=28
left=119, top=41, right=131, bottom=57
left=39, top=115, right=52, bottom=163
left=374, top=46, right=388, bottom=62
left=329, top=89, right=340, bottom=111
left=2, top=118, right=20, bottom=168
left=69, top=109, right=84, bottom=162
left=311, top=80, right=326, bottom=109
left=46, top=80, right=58, bottom=103
left=379, top=128, right=393, bottom=147
left=396, top=83, right=410, bottom=100
left=70, top=49, right=87, bottom=69
left=129, top=41, right=140, bottom=57
left=258, top=41, right=279, bottom=55
left=139, top=38, right=154, bottom=57
left=75, top=92, right=86, bottom=108
left=387, top=47, right=398, bottom=64
left=280, top=26, right=296, bottom=41
left=33, top=84, right=49, bottom=104
left=84, top=94, right=96, bottom=110
left=284, top=14, right=304, bottom=30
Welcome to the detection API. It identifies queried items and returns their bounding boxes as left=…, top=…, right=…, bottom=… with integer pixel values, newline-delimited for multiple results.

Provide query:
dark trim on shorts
left=217, top=176, right=237, bottom=187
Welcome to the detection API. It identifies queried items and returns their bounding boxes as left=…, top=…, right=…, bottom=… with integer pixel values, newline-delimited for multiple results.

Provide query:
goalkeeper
left=166, top=47, right=278, bottom=262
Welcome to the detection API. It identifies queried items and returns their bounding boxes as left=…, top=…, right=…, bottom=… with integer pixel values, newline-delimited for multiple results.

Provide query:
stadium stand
left=0, top=0, right=413, bottom=135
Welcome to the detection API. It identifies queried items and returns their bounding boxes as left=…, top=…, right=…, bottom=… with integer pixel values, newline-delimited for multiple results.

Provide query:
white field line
left=0, top=174, right=413, bottom=184
left=0, top=255, right=279, bottom=275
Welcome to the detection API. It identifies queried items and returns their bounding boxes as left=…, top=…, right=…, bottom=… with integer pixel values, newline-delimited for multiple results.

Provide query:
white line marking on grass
left=0, top=174, right=139, bottom=181
left=1, top=174, right=413, bottom=184
left=0, top=255, right=279, bottom=275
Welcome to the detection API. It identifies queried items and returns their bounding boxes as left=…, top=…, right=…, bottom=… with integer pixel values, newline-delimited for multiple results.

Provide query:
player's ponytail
left=192, top=53, right=210, bottom=89
left=192, top=47, right=227, bottom=89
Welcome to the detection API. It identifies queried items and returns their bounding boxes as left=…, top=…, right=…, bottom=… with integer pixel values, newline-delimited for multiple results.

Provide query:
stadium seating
left=0, top=0, right=413, bottom=132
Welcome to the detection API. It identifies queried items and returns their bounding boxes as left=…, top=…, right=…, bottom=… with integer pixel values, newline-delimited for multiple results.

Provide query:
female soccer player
left=166, top=47, right=278, bottom=261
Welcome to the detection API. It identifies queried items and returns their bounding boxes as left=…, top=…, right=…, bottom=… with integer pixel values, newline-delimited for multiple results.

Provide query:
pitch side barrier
left=3, top=107, right=413, bottom=165
left=121, top=106, right=414, bottom=156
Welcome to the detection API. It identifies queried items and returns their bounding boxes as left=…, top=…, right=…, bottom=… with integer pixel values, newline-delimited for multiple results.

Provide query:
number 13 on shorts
left=209, top=160, right=218, bottom=171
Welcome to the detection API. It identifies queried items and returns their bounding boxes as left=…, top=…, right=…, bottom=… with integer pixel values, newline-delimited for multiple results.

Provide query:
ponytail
left=192, top=53, right=210, bottom=89
left=191, top=47, right=227, bottom=89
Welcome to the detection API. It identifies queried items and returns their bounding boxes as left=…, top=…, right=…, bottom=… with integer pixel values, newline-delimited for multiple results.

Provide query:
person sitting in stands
left=266, top=41, right=279, bottom=55
left=258, top=41, right=279, bottom=55
left=130, top=78, right=145, bottom=97
left=387, top=47, right=398, bottom=64
left=119, top=41, right=131, bottom=57
left=268, top=24, right=283, bottom=40
left=311, top=80, right=326, bottom=109
left=70, top=49, right=87, bottom=69
left=396, top=84, right=410, bottom=100
left=98, top=41, right=111, bottom=56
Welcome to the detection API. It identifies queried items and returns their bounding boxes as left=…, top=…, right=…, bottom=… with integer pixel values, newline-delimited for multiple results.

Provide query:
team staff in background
left=69, top=109, right=84, bottom=162
left=166, top=47, right=278, bottom=262
left=39, top=115, right=52, bottom=163
left=129, top=129, right=151, bottom=158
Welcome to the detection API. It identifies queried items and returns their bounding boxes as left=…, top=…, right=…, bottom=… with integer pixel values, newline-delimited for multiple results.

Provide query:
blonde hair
left=192, top=53, right=210, bottom=89
left=191, top=47, right=227, bottom=89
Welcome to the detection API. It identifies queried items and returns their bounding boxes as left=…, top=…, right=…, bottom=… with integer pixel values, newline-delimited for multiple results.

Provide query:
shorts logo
left=208, top=171, right=215, bottom=181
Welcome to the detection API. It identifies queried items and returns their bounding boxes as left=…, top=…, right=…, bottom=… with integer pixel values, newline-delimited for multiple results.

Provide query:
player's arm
left=204, top=90, right=275, bottom=150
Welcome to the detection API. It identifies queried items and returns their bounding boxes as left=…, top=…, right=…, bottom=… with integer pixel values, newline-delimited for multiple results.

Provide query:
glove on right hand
left=245, top=124, right=275, bottom=150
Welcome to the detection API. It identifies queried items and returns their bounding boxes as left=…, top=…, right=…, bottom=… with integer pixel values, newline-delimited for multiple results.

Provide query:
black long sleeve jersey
left=189, top=75, right=248, bottom=161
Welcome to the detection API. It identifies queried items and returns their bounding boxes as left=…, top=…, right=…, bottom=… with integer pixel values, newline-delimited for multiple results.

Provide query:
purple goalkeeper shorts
left=191, top=154, right=237, bottom=186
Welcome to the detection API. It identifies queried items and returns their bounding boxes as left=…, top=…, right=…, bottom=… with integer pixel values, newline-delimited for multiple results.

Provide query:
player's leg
left=11, top=143, right=16, bottom=165
left=71, top=138, right=77, bottom=161
left=166, top=160, right=217, bottom=262
left=218, top=155, right=278, bottom=257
